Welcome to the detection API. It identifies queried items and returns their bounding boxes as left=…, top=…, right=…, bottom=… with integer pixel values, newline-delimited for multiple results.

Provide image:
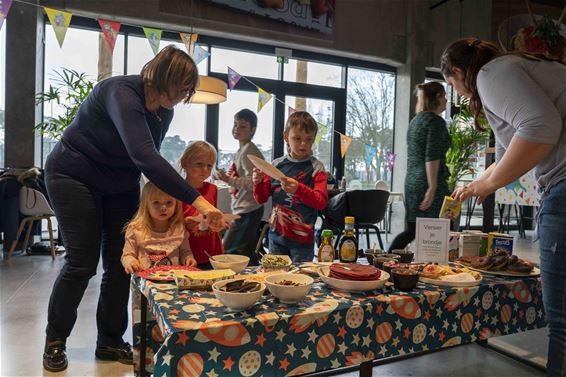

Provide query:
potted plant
left=446, top=98, right=490, bottom=193
left=35, top=68, right=96, bottom=139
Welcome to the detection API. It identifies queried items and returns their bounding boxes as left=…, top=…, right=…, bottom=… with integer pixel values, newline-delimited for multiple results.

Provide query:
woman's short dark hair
left=141, top=45, right=199, bottom=104
left=234, top=108, right=258, bottom=129
left=440, top=38, right=500, bottom=130
left=415, top=81, right=445, bottom=113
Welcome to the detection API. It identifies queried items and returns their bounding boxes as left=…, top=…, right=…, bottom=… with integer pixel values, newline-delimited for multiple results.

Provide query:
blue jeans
left=268, top=231, right=314, bottom=263
left=539, top=180, right=566, bottom=377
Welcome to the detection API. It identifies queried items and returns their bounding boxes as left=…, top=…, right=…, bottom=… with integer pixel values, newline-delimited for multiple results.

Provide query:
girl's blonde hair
left=415, top=81, right=446, bottom=113
left=125, top=181, right=185, bottom=238
left=179, top=140, right=217, bottom=177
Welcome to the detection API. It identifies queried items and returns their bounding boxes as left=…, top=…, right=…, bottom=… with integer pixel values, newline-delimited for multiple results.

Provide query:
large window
left=211, top=47, right=278, bottom=80
left=344, top=67, right=395, bottom=189
left=42, top=26, right=125, bottom=165
left=218, top=90, right=274, bottom=167
left=283, top=59, right=343, bottom=88
left=0, top=25, right=5, bottom=168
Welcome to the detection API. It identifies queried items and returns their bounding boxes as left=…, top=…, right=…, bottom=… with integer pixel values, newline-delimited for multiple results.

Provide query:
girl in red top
left=179, top=141, right=224, bottom=269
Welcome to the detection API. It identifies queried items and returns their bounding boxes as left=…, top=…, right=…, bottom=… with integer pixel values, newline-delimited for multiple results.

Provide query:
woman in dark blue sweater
left=42, top=45, right=223, bottom=372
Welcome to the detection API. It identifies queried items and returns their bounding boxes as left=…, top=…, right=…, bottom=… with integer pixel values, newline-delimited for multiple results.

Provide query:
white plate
left=460, top=265, right=540, bottom=278
left=247, top=155, right=286, bottom=181
left=319, top=266, right=389, bottom=292
left=419, top=276, right=482, bottom=287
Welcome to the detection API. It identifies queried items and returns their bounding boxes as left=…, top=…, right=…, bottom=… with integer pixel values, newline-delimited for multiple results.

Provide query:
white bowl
left=210, top=254, right=250, bottom=274
left=261, top=254, right=293, bottom=272
left=264, top=273, right=313, bottom=304
left=212, top=279, right=265, bottom=311
left=319, top=266, right=389, bottom=292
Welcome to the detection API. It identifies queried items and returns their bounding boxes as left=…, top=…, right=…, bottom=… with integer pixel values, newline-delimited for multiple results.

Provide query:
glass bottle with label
left=339, top=216, right=358, bottom=263
left=318, top=229, right=335, bottom=262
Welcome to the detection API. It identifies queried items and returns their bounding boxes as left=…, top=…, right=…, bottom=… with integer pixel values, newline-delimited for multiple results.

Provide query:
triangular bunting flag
left=288, top=107, right=297, bottom=117
left=0, top=0, right=13, bottom=31
left=98, top=19, right=121, bottom=52
left=365, top=144, right=377, bottom=166
left=44, top=7, right=73, bottom=48
left=340, top=133, right=353, bottom=158
left=179, top=32, right=198, bottom=55
left=257, top=88, right=272, bottom=113
left=191, top=43, right=210, bottom=65
left=315, top=123, right=328, bottom=145
left=227, top=67, right=242, bottom=91
left=386, top=152, right=396, bottom=171
left=143, top=27, right=162, bottom=55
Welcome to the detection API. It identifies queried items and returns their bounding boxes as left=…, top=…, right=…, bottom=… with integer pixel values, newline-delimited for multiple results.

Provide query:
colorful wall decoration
left=495, top=170, right=540, bottom=207
left=202, top=0, right=335, bottom=33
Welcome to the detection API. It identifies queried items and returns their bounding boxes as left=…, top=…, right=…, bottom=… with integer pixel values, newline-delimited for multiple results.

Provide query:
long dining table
left=131, top=268, right=545, bottom=377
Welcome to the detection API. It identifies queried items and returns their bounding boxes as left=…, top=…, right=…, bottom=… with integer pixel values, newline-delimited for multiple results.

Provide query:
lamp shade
left=191, top=75, right=227, bottom=104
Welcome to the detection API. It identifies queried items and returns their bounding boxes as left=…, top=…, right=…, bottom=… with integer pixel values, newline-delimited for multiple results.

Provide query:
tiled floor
left=0, top=231, right=547, bottom=376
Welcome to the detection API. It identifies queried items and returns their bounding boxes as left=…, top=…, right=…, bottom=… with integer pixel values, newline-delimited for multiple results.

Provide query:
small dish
left=391, top=268, right=419, bottom=291
left=210, top=254, right=250, bottom=274
left=264, top=273, right=313, bottom=304
left=212, top=279, right=266, bottom=311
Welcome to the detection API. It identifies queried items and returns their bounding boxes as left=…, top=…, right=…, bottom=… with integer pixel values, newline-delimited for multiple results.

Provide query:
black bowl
left=364, top=250, right=400, bottom=266
left=391, top=249, right=414, bottom=264
left=391, top=268, right=419, bottom=291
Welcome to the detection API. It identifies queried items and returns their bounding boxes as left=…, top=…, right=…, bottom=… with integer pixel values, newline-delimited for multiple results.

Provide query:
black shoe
left=95, top=342, right=133, bottom=364
left=43, top=340, right=68, bottom=372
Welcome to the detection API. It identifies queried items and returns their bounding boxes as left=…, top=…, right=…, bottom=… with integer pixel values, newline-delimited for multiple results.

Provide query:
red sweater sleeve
left=296, top=171, right=328, bottom=210
left=253, top=175, right=272, bottom=204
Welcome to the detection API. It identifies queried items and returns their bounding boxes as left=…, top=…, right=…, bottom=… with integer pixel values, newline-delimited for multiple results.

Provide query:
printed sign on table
left=415, top=217, right=450, bottom=263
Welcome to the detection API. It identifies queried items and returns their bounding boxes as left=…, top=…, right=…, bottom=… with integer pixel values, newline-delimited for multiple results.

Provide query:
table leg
left=359, top=360, right=372, bottom=377
left=139, top=294, right=148, bottom=377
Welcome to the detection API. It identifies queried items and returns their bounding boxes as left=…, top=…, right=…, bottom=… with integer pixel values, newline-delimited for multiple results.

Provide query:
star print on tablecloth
left=366, top=318, right=375, bottom=329
left=436, top=307, right=443, bottom=317
left=279, top=357, right=290, bottom=371
left=265, top=352, right=275, bottom=365
left=429, top=326, right=437, bottom=337
left=338, top=342, right=348, bottom=355
left=307, top=330, right=317, bottom=343
left=438, top=331, right=446, bottom=342
left=331, top=358, right=341, bottom=368
left=255, top=333, right=266, bottom=346
left=286, top=343, right=297, bottom=357
left=395, top=319, right=403, bottom=331
left=301, top=346, right=312, bottom=359
left=403, top=327, right=411, bottom=339
left=352, top=333, right=361, bottom=346
left=275, top=328, right=286, bottom=342
left=208, top=347, right=220, bottom=362
left=376, top=304, right=384, bottom=316
left=206, top=369, right=219, bottom=377
left=362, top=334, right=372, bottom=347
left=222, top=356, right=234, bottom=371
left=337, top=326, right=347, bottom=338
left=391, top=337, right=400, bottom=347
left=333, top=312, right=342, bottom=324
left=175, top=332, right=190, bottom=346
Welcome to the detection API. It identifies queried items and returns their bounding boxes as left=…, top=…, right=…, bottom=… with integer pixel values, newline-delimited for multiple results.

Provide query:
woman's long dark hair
left=440, top=38, right=501, bottom=130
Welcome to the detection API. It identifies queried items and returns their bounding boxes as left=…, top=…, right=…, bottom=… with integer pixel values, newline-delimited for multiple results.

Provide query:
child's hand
left=124, top=259, right=142, bottom=274
left=252, top=168, right=264, bottom=185
left=209, top=220, right=229, bottom=233
left=185, top=257, right=197, bottom=267
left=280, top=177, right=299, bottom=194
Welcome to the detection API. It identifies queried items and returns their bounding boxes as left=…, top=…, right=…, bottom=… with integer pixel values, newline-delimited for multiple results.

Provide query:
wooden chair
left=7, top=187, right=56, bottom=259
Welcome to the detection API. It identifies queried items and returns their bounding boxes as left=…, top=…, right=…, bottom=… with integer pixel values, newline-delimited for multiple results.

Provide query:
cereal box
left=487, top=232, right=513, bottom=256
left=439, top=196, right=462, bottom=221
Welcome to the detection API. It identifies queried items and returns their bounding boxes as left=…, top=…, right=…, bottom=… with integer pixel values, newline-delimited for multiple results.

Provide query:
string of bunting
left=3, top=0, right=395, bottom=171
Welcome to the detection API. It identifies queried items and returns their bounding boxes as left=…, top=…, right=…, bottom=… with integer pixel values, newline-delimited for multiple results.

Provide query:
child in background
left=216, top=109, right=264, bottom=265
left=253, top=111, right=328, bottom=263
left=180, top=141, right=224, bottom=270
left=121, top=181, right=196, bottom=274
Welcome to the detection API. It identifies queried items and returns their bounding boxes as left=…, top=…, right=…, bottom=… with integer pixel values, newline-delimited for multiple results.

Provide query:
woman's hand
left=419, top=187, right=436, bottom=211
left=184, top=216, right=201, bottom=231
left=191, top=196, right=225, bottom=229
left=252, top=168, right=264, bottom=185
left=185, top=257, right=197, bottom=267
left=280, top=177, right=299, bottom=194
left=124, top=259, right=142, bottom=274
left=216, top=169, right=230, bottom=183
left=453, top=179, right=496, bottom=204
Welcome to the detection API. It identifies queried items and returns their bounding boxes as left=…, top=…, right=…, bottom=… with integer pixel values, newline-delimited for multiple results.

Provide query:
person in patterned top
left=253, top=111, right=328, bottom=263
left=121, top=181, right=196, bottom=273
left=388, top=81, right=450, bottom=252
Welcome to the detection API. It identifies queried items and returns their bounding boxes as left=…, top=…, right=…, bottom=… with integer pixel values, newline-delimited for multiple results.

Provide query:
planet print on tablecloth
left=460, top=313, right=474, bottom=333
left=412, top=323, right=427, bottom=344
left=238, top=350, right=261, bottom=376
left=511, top=281, right=532, bottom=304
left=500, top=304, right=512, bottom=324
left=482, top=291, right=493, bottom=310
left=182, top=304, right=206, bottom=313
left=442, top=336, right=461, bottom=348
left=375, top=322, right=393, bottom=344
left=151, top=324, right=165, bottom=342
left=177, top=352, right=204, bottom=377
left=526, top=306, right=537, bottom=325
left=345, top=306, right=364, bottom=329
left=195, top=321, right=251, bottom=346
left=285, top=363, right=317, bottom=376
left=316, top=333, right=336, bottom=358
left=387, top=296, right=421, bottom=319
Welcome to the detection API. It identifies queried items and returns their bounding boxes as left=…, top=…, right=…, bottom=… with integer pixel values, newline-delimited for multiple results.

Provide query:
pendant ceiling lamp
left=191, top=75, right=227, bottom=104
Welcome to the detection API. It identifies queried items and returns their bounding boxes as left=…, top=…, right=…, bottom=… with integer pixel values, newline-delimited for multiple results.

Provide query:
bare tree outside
left=345, top=68, right=395, bottom=189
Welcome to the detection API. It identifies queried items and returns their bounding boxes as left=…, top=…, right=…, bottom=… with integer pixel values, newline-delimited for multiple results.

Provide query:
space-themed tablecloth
left=131, top=272, right=545, bottom=377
